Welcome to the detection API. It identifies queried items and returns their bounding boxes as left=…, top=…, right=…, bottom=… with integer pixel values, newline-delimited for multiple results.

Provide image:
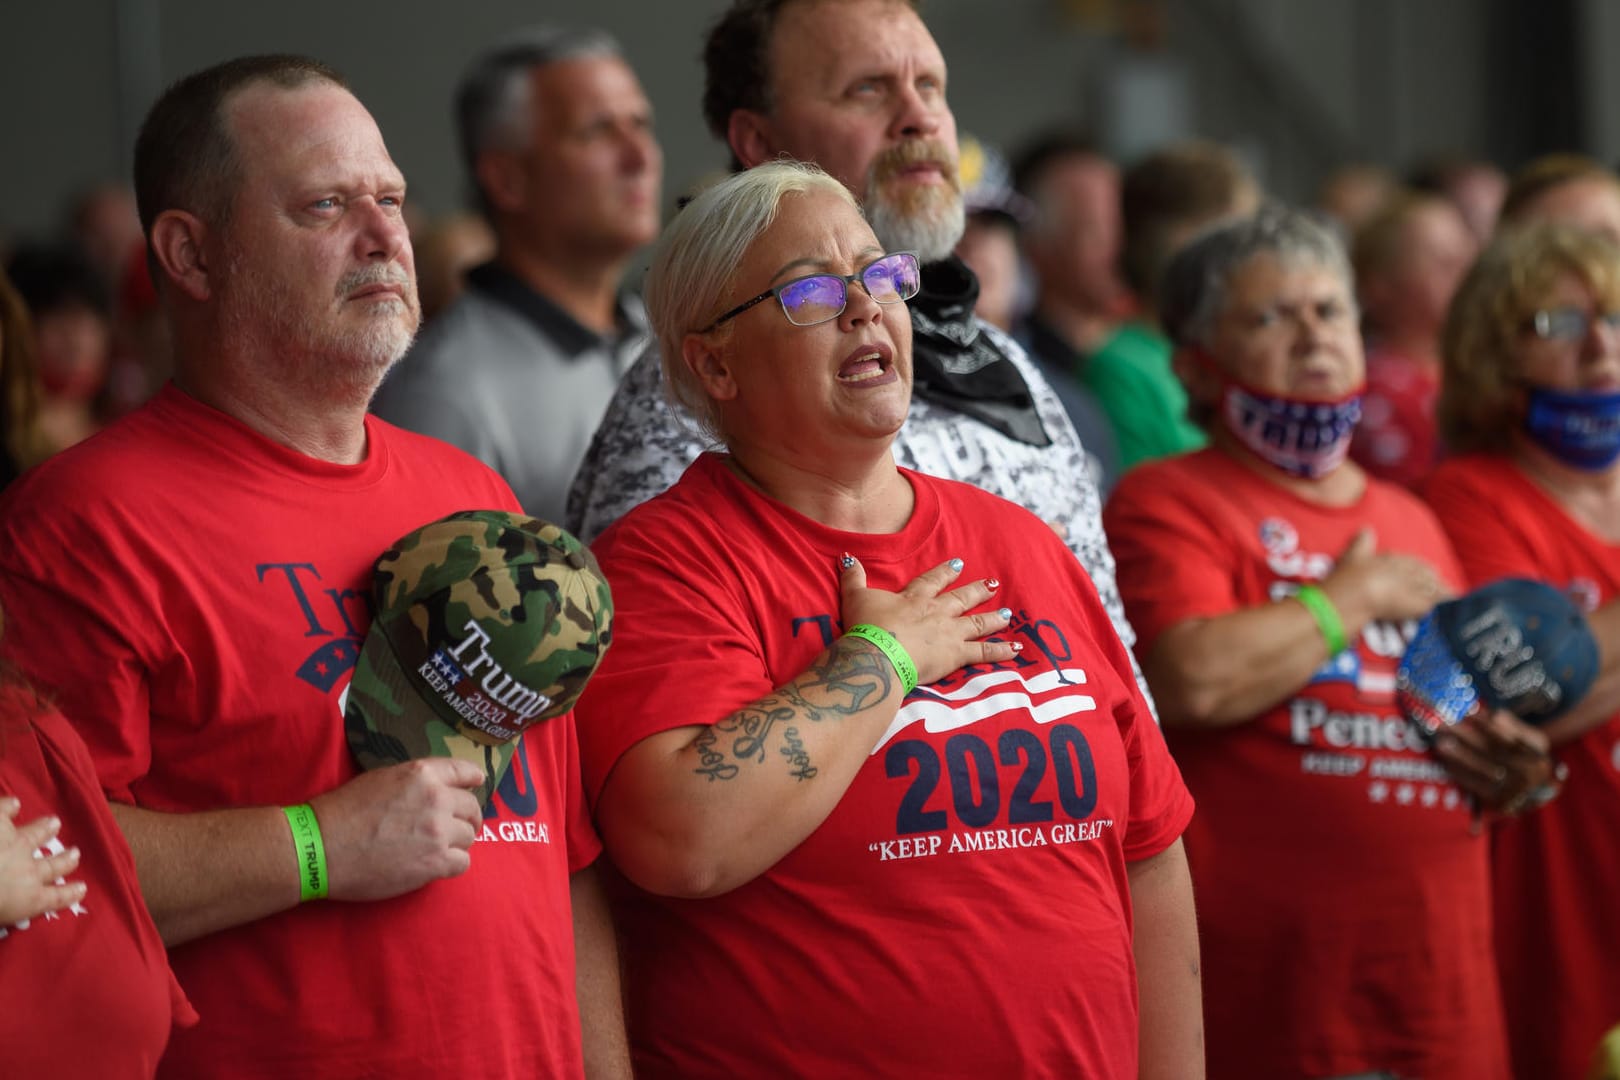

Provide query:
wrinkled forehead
left=225, top=81, right=402, bottom=193
left=1226, top=250, right=1352, bottom=308
left=767, top=0, right=944, bottom=95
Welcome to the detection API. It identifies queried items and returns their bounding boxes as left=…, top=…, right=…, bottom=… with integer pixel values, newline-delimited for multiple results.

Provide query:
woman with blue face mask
left=1425, top=223, right=1620, bottom=1080
left=1104, top=204, right=1530, bottom=1080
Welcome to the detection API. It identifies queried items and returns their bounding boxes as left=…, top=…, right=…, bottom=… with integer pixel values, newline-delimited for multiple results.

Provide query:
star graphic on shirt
left=1421, top=786, right=1440, bottom=808
left=1443, top=788, right=1461, bottom=810
left=1369, top=781, right=1389, bottom=803
left=296, top=636, right=362, bottom=692
left=1396, top=784, right=1416, bottom=805
left=1310, top=648, right=1362, bottom=686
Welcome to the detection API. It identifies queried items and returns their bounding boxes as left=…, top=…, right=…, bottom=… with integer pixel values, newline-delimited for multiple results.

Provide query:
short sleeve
left=0, top=536, right=156, bottom=803
left=1029, top=516, right=1194, bottom=862
left=1119, top=684, right=1196, bottom=862
left=572, top=515, right=774, bottom=802
left=558, top=712, right=603, bottom=874
left=1084, top=559, right=1195, bottom=861
left=1104, top=462, right=1244, bottom=655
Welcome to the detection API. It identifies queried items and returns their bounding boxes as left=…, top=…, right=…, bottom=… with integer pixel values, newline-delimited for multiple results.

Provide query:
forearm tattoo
left=692, top=637, right=895, bottom=783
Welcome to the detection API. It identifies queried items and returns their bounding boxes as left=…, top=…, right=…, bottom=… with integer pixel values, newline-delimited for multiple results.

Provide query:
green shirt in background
left=1082, top=321, right=1207, bottom=469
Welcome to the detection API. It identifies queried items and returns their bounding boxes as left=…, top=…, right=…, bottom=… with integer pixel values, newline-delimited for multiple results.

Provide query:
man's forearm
left=111, top=802, right=300, bottom=946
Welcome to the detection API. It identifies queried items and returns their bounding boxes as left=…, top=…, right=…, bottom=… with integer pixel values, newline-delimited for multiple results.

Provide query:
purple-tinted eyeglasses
left=698, top=251, right=921, bottom=332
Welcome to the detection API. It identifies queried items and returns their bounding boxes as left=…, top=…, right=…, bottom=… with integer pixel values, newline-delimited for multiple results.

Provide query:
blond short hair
left=644, top=160, right=859, bottom=442
left=1440, top=224, right=1620, bottom=454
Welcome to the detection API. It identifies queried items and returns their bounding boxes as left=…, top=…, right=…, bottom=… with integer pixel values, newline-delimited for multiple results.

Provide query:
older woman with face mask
left=1424, top=224, right=1620, bottom=1080
left=571, top=162, right=1200, bottom=1079
left=1104, top=205, right=1518, bottom=1080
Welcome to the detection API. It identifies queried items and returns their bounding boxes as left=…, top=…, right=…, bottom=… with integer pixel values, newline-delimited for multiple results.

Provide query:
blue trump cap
left=1397, top=577, right=1599, bottom=736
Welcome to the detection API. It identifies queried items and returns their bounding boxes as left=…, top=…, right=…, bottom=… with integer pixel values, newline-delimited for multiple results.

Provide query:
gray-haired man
left=374, top=27, right=661, bottom=523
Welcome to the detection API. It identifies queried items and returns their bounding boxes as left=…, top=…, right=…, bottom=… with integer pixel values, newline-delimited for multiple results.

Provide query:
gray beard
left=220, top=256, right=420, bottom=403
left=865, top=188, right=966, bottom=265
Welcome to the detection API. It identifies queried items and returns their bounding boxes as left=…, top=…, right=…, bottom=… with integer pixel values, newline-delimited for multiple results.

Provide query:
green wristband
left=283, top=803, right=329, bottom=902
left=844, top=624, right=919, bottom=696
left=1295, top=584, right=1349, bottom=656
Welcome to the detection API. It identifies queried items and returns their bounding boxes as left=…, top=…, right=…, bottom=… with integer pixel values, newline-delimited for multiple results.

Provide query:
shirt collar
left=466, top=261, right=644, bottom=358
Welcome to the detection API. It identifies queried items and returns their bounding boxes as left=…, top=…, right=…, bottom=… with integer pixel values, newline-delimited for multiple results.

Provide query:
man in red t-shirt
left=0, top=57, right=626, bottom=1080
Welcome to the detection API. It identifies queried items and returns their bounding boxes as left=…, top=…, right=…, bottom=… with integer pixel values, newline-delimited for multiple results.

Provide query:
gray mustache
left=337, top=265, right=412, bottom=298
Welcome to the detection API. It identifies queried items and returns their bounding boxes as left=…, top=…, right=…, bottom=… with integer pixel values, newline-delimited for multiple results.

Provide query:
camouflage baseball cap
left=344, top=510, right=613, bottom=808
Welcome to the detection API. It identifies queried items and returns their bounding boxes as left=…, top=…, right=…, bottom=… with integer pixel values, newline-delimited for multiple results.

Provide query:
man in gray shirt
left=566, top=0, right=1156, bottom=714
left=374, top=27, right=660, bottom=522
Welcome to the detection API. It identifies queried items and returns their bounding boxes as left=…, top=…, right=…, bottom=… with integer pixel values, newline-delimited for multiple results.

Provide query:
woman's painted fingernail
left=986, top=578, right=1001, bottom=590
left=1010, top=642, right=1024, bottom=652
left=948, top=558, right=965, bottom=573
left=840, top=552, right=855, bottom=570
left=997, top=607, right=1012, bottom=620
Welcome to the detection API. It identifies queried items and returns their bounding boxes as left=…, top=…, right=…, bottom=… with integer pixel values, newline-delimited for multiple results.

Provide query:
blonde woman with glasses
left=573, top=162, right=1201, bottom=1079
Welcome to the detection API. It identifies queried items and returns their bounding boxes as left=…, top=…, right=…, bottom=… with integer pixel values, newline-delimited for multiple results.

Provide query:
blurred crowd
left=13, top=107, right=1620, bottom=508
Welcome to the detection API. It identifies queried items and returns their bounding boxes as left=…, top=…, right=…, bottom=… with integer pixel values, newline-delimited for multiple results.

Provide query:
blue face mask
left=1221, top=382, right=1364, bottom=479
left=1523, top=386, right=1620, bottom=471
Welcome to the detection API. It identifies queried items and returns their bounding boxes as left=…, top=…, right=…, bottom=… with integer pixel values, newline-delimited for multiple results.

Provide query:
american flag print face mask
left=1220, top=380, right=1363, bottom=479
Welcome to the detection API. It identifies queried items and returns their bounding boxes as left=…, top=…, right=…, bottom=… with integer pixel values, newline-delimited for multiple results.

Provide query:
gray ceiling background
left=3, top=0, right=1614, bottom=248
